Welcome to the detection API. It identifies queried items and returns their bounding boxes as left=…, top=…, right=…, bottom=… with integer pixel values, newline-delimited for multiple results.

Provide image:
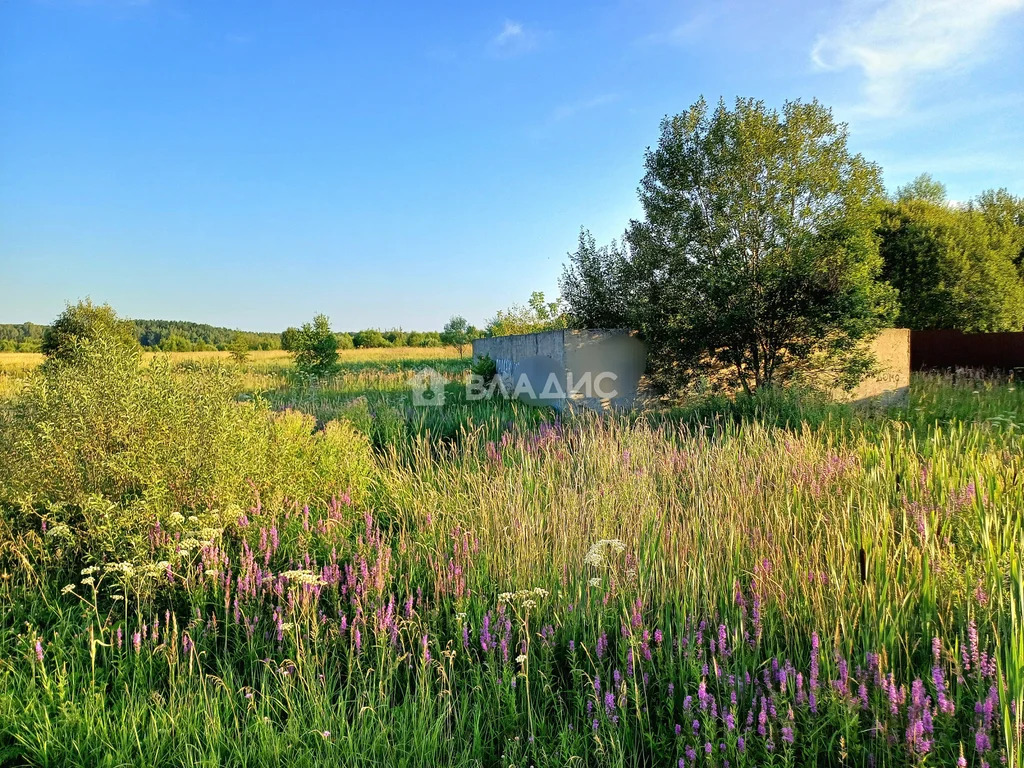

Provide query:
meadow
left=0, top=347, right=1021, bottom=767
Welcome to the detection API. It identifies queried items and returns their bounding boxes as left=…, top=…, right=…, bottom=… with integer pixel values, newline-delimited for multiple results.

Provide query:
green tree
left=42, top=299, right=139, bottom=364
left=566, top=97, right=897, bottom=394
left=974, top=188, right=1024, bottom=274
left=280, top=327, right=301, bottom=352
left=896, top=173, right=947, bottom=204
left=159, top=333, right=192, bottom=352
left=291, top=314, right=340, bottom=378
left=878, top=194, right=1024, bottom=331
left=352, top=329, right=390, bottom=348
left=228, top=331, right=250, bottom=363
left=384, top=330, right=408, bottom=347
left=487, top=292, right=567, bottom=337
left=560, top=228, right=630, bottom=328
left=440, top=315, right=475, bottom=356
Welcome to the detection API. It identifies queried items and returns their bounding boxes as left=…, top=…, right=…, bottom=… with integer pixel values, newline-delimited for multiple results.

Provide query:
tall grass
left=0, top=362, right=1019, bottom=766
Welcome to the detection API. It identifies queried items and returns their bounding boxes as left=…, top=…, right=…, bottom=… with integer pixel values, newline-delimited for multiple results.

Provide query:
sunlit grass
left=0, top=359, right=1020, bottom=766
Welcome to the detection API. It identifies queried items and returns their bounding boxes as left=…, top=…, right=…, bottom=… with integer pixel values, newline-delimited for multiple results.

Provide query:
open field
left=0, top=349, right=1021, bottom=767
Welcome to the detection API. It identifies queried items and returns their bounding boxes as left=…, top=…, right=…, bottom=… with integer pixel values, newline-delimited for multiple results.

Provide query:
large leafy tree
left=878, top=183, right=1024, bottom=331
left=564, top=97, right=896, bottom=394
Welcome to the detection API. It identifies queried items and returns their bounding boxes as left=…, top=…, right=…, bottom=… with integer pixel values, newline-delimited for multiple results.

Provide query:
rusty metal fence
left=911, top=330, right=1024, bottom=371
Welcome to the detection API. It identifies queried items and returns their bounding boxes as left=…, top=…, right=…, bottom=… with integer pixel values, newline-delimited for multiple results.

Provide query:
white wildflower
left=584, top=539, right=626, bottom=568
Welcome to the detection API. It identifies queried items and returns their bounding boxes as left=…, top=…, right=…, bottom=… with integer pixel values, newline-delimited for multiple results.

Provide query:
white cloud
left=489, top=19, right=538, bottom=57
left=812, top=0, right=1024, bottom=117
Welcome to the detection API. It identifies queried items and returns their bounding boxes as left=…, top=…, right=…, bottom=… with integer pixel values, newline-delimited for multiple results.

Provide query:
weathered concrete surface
left=563, top=330, right=647, bottom=410
left=833, top=328, right=911, bottom=406
left=473, top=328, right=909, bottom=410
left=472, top=329, right=647, bottom=411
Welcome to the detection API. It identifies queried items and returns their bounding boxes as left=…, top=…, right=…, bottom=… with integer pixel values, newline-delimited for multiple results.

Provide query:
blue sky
left=2, top=0, right=1023, bottom=331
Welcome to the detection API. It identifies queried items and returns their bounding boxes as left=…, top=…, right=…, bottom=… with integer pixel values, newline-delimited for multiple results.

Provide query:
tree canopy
left=487, top=292, right=567, bottom=337
left=563, top=97, right=896, bottom=394
left=878, top=186, right=1024, bottom=331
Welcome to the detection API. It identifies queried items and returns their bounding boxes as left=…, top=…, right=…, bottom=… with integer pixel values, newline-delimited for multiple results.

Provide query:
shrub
left=281, top=327, right=301, bottom=352
left=0, top=338, right=374, bottom=560
left=291, top=315, right=340, bottom=378
left=470, top=353, right=497, bottom=383
left=228, top=332, right=250, bottom=363
left=384, top=330, right=408, bottom=347
left=353, top=329, right=391, bottom=348
left=42, top=299, right=138, bottom=364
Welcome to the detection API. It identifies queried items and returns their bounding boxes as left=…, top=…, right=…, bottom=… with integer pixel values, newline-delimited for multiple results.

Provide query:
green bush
left=0, top=338, right=375, bottom=560
left=470, top=353, right=497, bottom=383
left=352, top=329, right=391, bottom=348
left=42, top=300, right=138, bottom=363
left=291, top=315, right=340, bottom=378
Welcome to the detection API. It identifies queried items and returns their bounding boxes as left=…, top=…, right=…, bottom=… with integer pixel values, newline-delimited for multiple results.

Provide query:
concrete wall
left=474, top=328, right=909, bottom=410
left=472, top=329, right=647, bottom=411
left=832, top=328, right=911, bottom=406
left=562, top=329, right=647, bottom=410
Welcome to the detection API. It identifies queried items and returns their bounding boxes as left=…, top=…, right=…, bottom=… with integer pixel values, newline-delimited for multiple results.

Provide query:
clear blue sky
left=2, top=0, right=1023, bottom=331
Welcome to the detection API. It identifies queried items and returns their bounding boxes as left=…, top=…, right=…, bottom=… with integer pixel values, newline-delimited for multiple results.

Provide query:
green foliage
left=280, top=326, right=301, bottom=352
left=0, top=338, right=374, bottom=560
left=159, top=332, right=192, bottom=352
left=487, top=291, right=567, bottom=336
left=878, top=192, right=1024, bottom=331
left=469, top=352, right=497, bottom=383
left=566, top=97, right=897, bottom=395
left=0, top=322, right=46, bottom=344
left=440, top=315, right=480, bottom=356
left=406, top=331, right=442, bottom=347
left=352, top=329, right=391, bottom=348
left=41, top=300, right=138, bottom=364
left=228, top=332, right=250, bottom=363
left=560, top=228, right=630, bottom=328
left=135, top=319, right=281, bottom=350
left=335, top=331, right=355, bottom=350
left=896, top=172, right=947, bottom=204
left=291, top=315, right=341, bottom=378
left=383, top=330, right=407, bottom=347
left=974, top=187, right=1024, bottom=276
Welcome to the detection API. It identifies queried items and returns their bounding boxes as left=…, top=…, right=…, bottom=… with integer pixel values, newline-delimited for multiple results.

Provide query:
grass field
left=0, top=348, right=1020, bottom=767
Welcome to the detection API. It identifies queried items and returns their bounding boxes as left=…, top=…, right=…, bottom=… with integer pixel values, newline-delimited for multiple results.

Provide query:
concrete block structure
left=834, top=328, right=911, bottom=406
left=471, top=329, right=647, bottom=411
left=472, top=328, right=910, bottom=411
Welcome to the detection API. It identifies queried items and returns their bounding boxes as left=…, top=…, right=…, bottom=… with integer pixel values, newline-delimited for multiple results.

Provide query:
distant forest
left=0, top=319, right=445, bottom=352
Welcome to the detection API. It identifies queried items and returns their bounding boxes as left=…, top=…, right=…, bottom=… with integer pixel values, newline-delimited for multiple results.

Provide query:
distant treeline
left=0, top=319, right=446, bottom=352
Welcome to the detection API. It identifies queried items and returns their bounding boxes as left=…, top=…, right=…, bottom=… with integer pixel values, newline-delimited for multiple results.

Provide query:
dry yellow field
left=0, top=346, right=460, bottom=372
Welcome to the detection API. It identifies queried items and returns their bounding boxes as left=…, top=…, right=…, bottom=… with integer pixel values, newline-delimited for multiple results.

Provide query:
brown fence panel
left=911, top=330, right=1024, bottom=370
